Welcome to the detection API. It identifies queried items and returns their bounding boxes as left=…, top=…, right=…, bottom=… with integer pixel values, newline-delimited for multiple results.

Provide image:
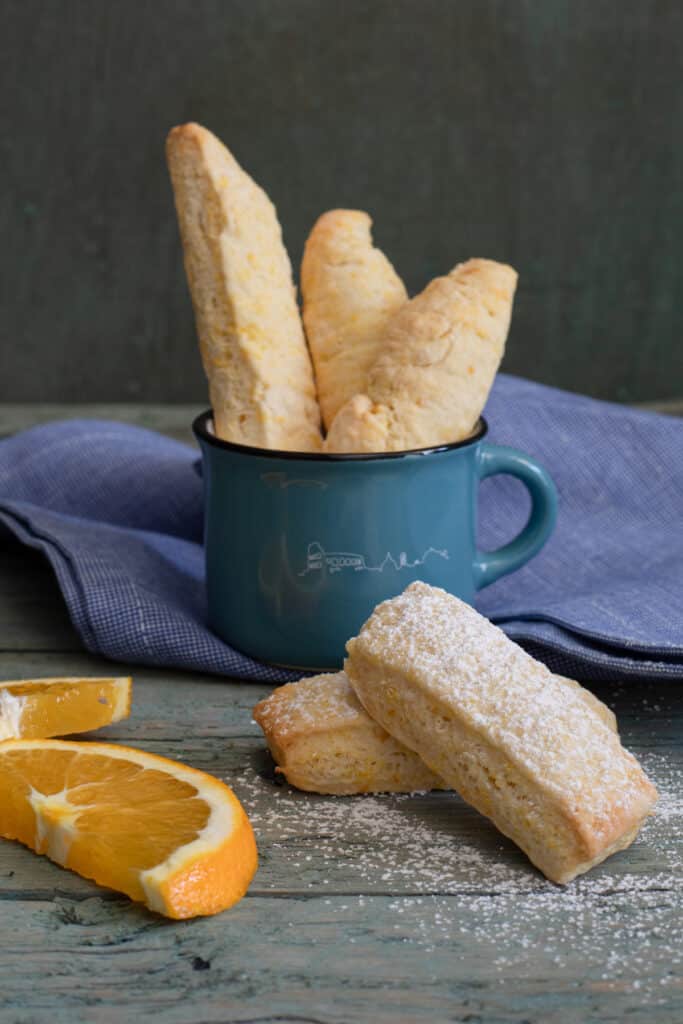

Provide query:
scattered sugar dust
left=227, top=747, right=682, bottom=1007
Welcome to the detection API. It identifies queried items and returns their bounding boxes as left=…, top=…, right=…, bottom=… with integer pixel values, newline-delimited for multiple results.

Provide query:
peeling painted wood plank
left=0, top=889, right=680, bottom=1024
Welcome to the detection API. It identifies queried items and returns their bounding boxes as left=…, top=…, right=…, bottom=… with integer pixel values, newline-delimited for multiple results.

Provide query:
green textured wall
left=2, top=0, right=682, bottom=402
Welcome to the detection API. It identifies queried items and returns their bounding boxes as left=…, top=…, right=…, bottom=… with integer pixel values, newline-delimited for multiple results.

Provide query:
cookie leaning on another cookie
left=345, top=582, right=657, bottom=883
left=252, top=670, right=616, bottom=796
left=166, top=122, right=322, bottom=452
left=325, top=258, right=517, bottom=453
left=301, top=210, right=407, bottom=431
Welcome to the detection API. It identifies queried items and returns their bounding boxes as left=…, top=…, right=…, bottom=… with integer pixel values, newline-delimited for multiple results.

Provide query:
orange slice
left=0, top=739, right=258, bottom=918
left=0, top=677, right=132, bottom=740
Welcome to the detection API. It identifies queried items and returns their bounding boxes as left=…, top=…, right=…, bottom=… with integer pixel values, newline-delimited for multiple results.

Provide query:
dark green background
left=3, top=0, right=682, bottom=403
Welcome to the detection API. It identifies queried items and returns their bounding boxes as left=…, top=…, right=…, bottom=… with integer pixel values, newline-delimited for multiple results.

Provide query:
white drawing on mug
left=298, top=541, right=449, bottom=576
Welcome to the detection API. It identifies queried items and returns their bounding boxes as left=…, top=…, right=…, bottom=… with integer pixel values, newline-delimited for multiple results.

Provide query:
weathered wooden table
left=0, top=405, right=681, bottom=1024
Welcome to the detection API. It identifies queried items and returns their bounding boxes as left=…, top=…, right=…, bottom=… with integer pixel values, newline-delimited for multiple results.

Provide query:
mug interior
left=192, top=411, right=487, bottom=461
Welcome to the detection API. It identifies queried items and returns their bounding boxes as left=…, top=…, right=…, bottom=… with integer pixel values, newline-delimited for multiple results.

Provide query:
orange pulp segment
left=0, top=677, right=132, bottom=740
left=0, top=739, right=258, bottom=918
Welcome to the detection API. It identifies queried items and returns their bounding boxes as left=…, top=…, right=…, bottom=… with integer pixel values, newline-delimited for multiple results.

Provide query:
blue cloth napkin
left=1, top=375, right=681, bottom=683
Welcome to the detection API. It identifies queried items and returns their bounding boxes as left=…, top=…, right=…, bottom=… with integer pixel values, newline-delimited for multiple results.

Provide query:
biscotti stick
left=166, top=123, right=322, bottom=452
left=253, top=672, right=446, bottom=795
left=301, top=210, right=407, bottom=430
left=345, top=583, right=657, bottom=883
left=253, top=671, right=616, bottom=796
left=325, top=258, right=517, bottom=453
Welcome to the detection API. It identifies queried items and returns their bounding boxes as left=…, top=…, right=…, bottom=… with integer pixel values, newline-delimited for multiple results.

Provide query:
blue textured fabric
left=0, top=375, right=681, bottom=683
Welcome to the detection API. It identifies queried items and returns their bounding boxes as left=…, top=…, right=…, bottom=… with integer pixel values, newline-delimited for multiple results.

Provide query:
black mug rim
left=192, top=410, right=488, bottom=461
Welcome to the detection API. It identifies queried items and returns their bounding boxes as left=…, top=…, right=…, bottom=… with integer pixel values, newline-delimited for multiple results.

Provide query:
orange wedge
left=0, top=739, right=258, bottom=918
left=0, top=677, right=132, bottom=740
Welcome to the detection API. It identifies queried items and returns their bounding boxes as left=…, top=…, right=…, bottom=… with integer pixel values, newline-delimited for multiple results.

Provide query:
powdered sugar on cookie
left=346, top=582, right=657, bottom=882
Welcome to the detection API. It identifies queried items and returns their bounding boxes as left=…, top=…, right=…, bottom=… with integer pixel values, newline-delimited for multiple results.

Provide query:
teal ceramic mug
left=193, top=412, right=558, bottom=670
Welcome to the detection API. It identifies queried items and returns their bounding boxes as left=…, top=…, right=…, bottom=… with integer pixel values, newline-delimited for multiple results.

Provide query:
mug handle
left=473, top=443, right=558, bottom=591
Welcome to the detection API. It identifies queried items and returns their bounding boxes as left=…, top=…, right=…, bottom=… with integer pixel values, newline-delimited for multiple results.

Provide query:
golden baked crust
left=325, top=258, right=517, bottom=452
left=301, top=210, right=407, bottom=430
left=252, top=670, right=616, bottom=796
left=252, top=672, right=445, bottom=795
left=560, top=676, right=617, bottom=733
left=345, top=582, right=657, bottom=883
left=166, top=123, right=322, bottom=451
